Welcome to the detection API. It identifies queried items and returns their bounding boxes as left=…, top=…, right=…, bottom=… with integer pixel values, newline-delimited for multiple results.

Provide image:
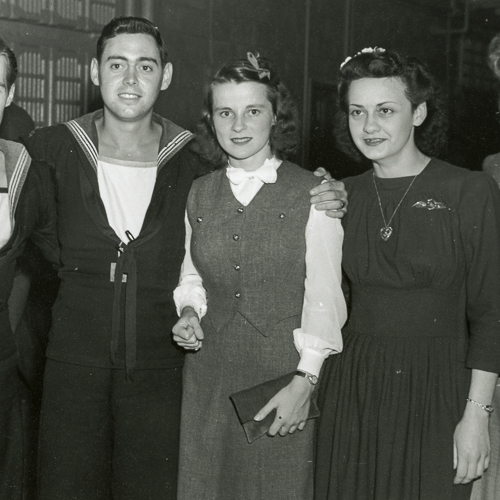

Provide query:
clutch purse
left=230, top=371, right=320, bottom=444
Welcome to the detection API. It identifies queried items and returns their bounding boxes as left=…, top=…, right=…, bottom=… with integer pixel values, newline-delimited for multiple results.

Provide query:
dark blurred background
left=2, top=0, right=500, bottom=178
left=2, top=2, right=500, bottom=498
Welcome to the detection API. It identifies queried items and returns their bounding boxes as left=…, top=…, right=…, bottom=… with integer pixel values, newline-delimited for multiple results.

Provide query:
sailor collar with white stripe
left=65, top=110, right=194, bottom=172
left=0, top=139, right=31, bottom=224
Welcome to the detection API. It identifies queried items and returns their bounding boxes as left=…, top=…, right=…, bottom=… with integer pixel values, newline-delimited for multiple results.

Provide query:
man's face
left=0, top=55, right=15, bottom=126
left=90, top=33, right=172, bottom=123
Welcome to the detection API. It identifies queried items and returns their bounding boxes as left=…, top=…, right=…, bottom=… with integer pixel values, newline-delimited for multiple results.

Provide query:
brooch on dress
left=412, top=199, right=450, bottom=210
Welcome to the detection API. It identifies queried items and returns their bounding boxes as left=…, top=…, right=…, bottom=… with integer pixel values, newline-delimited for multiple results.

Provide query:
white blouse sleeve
left=173, top=211, right=207, bottom=318
left=293, top=205, right=347, bottom=377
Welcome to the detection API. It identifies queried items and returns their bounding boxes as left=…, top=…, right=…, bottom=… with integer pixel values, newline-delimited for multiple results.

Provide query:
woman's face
left=347, top=77, right=426, bottom=165
left=211, top=81, right=275, bottom=171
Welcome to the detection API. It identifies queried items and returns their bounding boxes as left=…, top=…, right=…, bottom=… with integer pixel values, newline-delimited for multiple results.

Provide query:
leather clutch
left=230, top=371, right=320, bottom=444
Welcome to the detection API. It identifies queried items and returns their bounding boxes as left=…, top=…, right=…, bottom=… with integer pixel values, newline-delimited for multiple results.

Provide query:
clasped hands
left=172, top=310, right=315, bottom=438
left=172, top=307, right=204, bottom=350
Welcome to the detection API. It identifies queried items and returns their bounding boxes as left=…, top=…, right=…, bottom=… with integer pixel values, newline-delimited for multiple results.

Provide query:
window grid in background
left=1, top=0, right=122, bottom=126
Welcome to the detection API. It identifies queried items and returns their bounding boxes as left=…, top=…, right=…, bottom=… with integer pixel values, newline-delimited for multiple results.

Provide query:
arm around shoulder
left=310, top=169, right=348, bottom=218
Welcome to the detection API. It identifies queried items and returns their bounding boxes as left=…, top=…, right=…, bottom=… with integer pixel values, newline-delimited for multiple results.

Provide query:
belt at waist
left=346, top=286, right=461, bottom=338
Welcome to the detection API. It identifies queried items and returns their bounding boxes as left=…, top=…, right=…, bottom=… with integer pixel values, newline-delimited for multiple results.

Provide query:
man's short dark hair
left=96, top=17, right=168, bottom=68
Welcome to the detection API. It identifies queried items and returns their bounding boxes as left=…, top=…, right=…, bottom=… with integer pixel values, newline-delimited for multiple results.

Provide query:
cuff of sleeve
left=176, top=300, right=207, bottom=320
left=297, top=349, right=327, bottom=378
left=466, top=349, right=500, bottom=375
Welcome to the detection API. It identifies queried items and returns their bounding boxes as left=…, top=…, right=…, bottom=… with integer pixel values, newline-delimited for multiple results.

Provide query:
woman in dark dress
left=315, top=48, right=500, bottom=500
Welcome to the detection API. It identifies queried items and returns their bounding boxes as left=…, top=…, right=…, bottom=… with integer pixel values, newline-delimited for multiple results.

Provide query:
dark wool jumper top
left=187, top=161, right=318, bottom=337
left=0, top=140, right=58, bottom=371
left=27, top=111, right=209, bottom=371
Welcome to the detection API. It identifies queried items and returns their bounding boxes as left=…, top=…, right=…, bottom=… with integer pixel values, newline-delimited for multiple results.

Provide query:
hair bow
left=247, top=52, right=271, bottom=80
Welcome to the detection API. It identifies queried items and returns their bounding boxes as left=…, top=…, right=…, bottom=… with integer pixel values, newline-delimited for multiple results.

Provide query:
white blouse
left=174, top=158, right=347, bottom=377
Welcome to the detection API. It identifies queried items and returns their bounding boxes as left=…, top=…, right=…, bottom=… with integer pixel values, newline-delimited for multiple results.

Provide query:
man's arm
left=28, top=160, right=60, bottom=267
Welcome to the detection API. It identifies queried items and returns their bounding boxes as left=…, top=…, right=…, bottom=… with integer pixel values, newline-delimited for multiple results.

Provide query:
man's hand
left=311, top=168, right=347, bottom=218
left=172, top=306, right=204, bottom=350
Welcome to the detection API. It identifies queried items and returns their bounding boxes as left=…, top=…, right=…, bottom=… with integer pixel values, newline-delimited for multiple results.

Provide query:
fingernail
left=254, top=414, right=261, bottom=421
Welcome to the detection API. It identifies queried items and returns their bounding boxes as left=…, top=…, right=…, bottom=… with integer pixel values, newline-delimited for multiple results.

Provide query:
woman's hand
left=172, top=306, right=204, bottom=350
left=254, top=375, right=315, bottom=436
left=310, top=167, right=347, bottom=218
left=453, top=404, right=491, bottom=484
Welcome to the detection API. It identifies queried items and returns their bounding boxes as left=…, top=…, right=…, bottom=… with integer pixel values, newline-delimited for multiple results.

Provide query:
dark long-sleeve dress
left=315, top=159, right=500, bottom=500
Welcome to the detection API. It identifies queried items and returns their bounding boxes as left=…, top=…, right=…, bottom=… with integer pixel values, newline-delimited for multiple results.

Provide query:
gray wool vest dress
left=177, top=161, right=320, bottom=500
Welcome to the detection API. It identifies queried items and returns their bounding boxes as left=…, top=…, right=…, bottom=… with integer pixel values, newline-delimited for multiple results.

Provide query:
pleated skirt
left=315, top=287, right=473, bottom=500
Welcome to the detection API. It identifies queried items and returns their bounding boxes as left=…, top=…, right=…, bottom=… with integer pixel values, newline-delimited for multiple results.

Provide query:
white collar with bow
left=225, top=157, right=282, bottom=206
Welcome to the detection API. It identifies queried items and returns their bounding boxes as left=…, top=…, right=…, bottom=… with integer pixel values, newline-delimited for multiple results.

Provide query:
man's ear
left=90, top=58, right=100, bottom=87
left=160, top=62, right=173, bottom=91
left=413, top=101, right=427, bottom=127
left=6, top=83, right=14, bottom=107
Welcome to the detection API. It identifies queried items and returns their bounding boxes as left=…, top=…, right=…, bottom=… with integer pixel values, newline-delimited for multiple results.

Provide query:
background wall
left=153, top=0, right=309, bottom=132
left=153, top=0, right=500, bottom=175
left=2, top=0, right=500, bottom=175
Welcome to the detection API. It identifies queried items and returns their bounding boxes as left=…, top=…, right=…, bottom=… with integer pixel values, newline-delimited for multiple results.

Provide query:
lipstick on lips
left=231, top=137, right=252, bottom=145
left=364, top=138, right=385, bottom=146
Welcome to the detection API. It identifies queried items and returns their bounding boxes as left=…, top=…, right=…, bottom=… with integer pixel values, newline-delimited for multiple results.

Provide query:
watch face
left=296, top=370, right=318, bottom=385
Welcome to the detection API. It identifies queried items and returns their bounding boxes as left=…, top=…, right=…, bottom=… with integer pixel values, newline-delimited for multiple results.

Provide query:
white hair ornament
left=340, top=47, right=386, bottom=69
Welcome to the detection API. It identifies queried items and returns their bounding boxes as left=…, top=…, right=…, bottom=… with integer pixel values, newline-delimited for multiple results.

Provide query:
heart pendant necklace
left=373, top=172, right=419, bottom=241
left=380, top=226, right=393, bottom=241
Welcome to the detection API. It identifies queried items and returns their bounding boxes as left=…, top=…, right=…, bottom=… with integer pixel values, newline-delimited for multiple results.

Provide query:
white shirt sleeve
left=293, top=205, right=347, bottom=377
left=173, top=211, right=207, bottom=318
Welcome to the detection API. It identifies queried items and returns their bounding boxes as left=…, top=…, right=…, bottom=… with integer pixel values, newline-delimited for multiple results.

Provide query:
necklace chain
left=372, top=172, right=419, bottom=241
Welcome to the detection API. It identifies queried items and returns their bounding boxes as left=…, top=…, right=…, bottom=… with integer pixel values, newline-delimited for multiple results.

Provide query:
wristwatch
left=295, top=370, right=318, bottom=386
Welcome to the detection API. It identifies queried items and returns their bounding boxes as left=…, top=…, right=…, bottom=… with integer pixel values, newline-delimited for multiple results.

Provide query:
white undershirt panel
left=97, top=155, right=158, bottom=244
left=0, top=150, right=11, bottom=249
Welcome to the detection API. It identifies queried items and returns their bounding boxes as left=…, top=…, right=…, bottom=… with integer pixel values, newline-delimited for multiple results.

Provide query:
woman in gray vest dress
left=315, top=48, right=500, bottom=500
left=172, top=54, right=347, bottom=500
